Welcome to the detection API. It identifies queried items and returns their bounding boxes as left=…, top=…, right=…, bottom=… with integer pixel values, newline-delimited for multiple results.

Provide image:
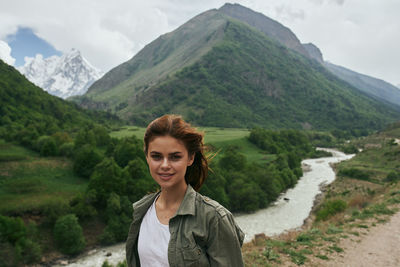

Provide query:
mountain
left=303, top=43, right=400, bottom=109
left=18, top=49, right=103, bottom=99
left=75, top=3, right=400, bottom=130
left=218, top=3, right=309, bottom=58
left=0, top=59, right=116, bottom=142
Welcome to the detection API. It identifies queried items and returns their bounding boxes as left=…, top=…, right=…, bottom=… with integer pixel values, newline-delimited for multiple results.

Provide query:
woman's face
left=146, top=135, right=194, bottom=191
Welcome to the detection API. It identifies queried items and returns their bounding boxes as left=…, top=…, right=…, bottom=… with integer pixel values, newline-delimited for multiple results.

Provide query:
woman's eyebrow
left=149, top=151, right=182, bottom=155
left=169, top=152, right=183, bottom=155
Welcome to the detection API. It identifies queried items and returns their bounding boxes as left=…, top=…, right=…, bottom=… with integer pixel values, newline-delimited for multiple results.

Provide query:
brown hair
left=144, top=114, right=208, bottom=191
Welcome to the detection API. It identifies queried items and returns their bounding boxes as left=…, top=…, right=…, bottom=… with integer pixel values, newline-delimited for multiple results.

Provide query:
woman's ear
left=187, top=153, right=195, bottom=166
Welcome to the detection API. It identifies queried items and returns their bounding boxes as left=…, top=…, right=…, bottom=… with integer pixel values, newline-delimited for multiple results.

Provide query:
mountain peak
left=302, top=43, right=324, bottom=64
left=218, top=2, right=310, bottom=57
left=18, top=49, right=103, bottom=99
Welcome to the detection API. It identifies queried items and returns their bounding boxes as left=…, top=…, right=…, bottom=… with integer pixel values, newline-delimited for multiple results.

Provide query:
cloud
left=0, top=40, right=16, bottom=65
left=0, top=0, right=399, bottom=85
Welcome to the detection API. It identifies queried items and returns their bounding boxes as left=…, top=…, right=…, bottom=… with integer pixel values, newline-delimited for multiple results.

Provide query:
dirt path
left=323, top=211, right=400, bottom=267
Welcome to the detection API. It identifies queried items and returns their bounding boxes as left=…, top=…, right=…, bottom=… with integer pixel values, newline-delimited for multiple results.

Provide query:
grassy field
left=110, top=126, right=272, bottom=164
left=0, top=141, right=88, bottom=215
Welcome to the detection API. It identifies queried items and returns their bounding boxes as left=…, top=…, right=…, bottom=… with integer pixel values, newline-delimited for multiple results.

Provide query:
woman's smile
left=146, top=135, right=194, bottom=190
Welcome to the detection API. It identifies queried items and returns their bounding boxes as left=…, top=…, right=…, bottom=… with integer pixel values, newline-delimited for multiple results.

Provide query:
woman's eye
left=170, top=155, right=182, bottom=161
left=151, top=155, right=162, bottom=160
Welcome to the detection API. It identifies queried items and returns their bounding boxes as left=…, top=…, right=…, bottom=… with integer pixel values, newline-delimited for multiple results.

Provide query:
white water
left=235, top=148, right=354, bottom=242
left=58, top=149, right=353, bottom=266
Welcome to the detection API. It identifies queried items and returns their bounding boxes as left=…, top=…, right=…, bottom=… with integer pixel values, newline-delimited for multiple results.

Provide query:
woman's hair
left=144, top=114, right=208, bottom=191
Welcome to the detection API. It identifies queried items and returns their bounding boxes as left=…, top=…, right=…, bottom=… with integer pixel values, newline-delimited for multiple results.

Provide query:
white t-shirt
left=138, top=197, right=171, bottom=266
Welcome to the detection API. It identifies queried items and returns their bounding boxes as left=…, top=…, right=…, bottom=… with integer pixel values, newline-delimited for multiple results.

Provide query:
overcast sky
left=0, top=0, right=399, bottom=86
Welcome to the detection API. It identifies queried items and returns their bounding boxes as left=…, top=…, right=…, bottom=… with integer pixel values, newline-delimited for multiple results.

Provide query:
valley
left=1, top=2, right=400, bottom=267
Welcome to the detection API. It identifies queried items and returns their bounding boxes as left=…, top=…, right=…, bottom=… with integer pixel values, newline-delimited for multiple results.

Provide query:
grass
left=0, top=143, right=88, bottom=215
left=110, top=126, right=272, bottom=164
left=0, top=141, right=37, bottom=162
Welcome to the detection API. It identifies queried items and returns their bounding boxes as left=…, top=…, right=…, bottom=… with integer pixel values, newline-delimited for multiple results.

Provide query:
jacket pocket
left=182, top=245, right=208, bottom=266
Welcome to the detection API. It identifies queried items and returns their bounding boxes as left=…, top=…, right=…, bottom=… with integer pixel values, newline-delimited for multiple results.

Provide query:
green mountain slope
left=75, top=5, right=400, bottom=131
left=82, top=9, right=227, bottom=106
left=125, top=21, right=399, bottom=129
left=0, top=60, right=117, bottom=140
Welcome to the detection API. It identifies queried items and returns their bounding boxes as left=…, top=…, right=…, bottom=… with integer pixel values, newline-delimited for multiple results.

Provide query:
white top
left=138, top=197, right=171, bottom=266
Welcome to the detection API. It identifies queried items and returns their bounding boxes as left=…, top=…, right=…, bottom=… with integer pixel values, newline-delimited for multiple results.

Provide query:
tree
left=218, top=148, right=246, bottom=172
left=87, top=158, right=123, bottom=207
left=53, top=214, right=85, bottom=255
left=122, top=158, right=157, bottom=202
left=73, top=145, right=103, bottom=178
left=114, top=137, right=144, bottom=168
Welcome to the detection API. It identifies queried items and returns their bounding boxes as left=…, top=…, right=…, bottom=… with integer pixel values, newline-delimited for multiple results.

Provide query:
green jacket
left=126, top=185, right=245, bottom=267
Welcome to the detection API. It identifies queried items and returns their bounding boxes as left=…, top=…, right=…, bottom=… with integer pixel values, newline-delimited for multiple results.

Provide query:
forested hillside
left=125, top=21, right=399, bottom=130
left=75, top=6, right=400, bottom=132
left=0, top=59, right=118, bottom=148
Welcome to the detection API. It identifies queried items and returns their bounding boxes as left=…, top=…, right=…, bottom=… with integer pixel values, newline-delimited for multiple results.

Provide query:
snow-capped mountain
left=18, top=48, right=103, bottom=99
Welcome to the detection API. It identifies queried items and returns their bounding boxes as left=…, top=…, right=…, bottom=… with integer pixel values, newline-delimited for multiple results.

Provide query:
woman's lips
left=158, top=173, right=174, bottom=180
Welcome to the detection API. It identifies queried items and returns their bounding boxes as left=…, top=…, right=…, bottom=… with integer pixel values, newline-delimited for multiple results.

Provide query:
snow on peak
left=18, top=49, right=103, bottom=99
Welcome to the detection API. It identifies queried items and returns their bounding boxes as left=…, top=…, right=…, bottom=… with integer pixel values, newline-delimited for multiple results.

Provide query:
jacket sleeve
left=206, top=212, right=245, bottom=267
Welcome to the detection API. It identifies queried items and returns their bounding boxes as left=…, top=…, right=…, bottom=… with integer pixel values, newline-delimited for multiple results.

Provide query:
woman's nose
left=161, top=158, right=170, bottom=169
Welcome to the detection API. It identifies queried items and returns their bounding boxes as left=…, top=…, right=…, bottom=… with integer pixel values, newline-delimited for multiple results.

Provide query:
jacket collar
left=175, top=184, right=196, bottom=216
left=133, top=184, right=196, bottom=221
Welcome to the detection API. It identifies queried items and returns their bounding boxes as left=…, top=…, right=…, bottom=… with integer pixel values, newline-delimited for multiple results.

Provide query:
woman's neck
left=158, top=183, right=187, bottom=208
left=155, top=183, right=188, bottom=224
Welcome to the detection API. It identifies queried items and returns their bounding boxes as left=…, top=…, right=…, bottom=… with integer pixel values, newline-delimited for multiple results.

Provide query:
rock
left=253, top=233, right=267, bottom=246
left=106, top=252, right=112, bottom=257
left=57, top=260, right=69, bottom=265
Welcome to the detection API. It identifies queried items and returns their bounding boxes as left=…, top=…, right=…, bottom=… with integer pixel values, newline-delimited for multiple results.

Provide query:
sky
left=0, top=0, right=399, bottom=86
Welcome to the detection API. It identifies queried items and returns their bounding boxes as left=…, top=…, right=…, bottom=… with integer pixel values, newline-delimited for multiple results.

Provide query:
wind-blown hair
left=144, top=114, right=208, bottom=191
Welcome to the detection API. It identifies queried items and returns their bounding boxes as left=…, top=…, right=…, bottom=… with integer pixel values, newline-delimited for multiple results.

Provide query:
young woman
left=126, top=114, right=244, bottom=267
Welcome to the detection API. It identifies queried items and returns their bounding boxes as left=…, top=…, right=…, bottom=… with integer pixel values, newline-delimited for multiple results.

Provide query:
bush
left=0, top=216, right=41, bottom=264
left=53, top=214, right=85, bottom=255
left=316, top=199, right=347, bottom=221
left=41, top=198, right=71, bottom=225
left=338, top=168, right=370, bottom=181
left=15, top=238, right=42, bottom=264
left=73, top=145, right=103, bottom=178
left=385, top=171, right=400, bottom=182
left=59, top=142, right=75, bottom=157
left=340, top=144, right=358, bottom=154
left=0, top=215, right=26, bottom=244
left=36, top=136, right=58, bottom=156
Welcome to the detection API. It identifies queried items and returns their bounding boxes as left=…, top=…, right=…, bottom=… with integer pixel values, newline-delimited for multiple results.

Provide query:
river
left=58, top=148, right=353, bottom=266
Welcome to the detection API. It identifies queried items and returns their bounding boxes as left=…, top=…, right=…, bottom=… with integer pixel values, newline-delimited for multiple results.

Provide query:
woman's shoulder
left=194, top=192, right=230, bottom=218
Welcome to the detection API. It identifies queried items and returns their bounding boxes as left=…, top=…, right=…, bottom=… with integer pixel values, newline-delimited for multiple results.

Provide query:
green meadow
left=0, top=140, right=88, bottom=215
left=110, top=126, right=271, bottom=164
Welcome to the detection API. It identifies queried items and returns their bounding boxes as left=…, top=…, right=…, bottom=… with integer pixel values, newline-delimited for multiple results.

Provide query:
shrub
left=36, top=136, right=58, bottom=156
left=15, top=238, right=42, bottom=264
left=338, top=168, right=370, bottom=181
left=73, top=145, right=103, bottom=178
left=385, top=171, right=400, bottom=182
left=316, top=199, right=347, bottom=221
left=53, top=214, right=85, bottom=255
left=0, top=215, right=26, bottom=244
left=41, top=198, right=71, bottom=225
left=0, top=216, right=41, bottom=264
left=59, top=142, right=75, bottom=157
